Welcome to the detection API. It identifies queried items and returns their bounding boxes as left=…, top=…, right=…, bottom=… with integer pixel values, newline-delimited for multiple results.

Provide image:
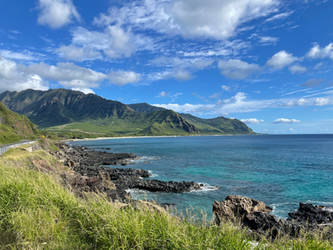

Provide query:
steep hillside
left=0, top=89, right=253, bottom=137
left=0, top=102, right=38, bottom=145
left=0, top=89, right=134, bottom=127
left=128, top=103, right=165, bottom=113
left=181, top=114, right=254, bottom=134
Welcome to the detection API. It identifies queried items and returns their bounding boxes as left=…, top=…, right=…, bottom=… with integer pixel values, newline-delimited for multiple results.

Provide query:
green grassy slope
left=0, top=102, right=38, bottom=145
left=48, top=110, right=198, bottom=137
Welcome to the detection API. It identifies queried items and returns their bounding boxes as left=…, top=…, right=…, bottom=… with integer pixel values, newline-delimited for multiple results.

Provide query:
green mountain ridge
left=0, top=89, right=254, bottom=137
left=0, top=101, right=39, bottom=145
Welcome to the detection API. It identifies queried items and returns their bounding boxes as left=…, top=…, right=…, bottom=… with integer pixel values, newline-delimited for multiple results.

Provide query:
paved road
left=0, top=141, right=36, bottom=156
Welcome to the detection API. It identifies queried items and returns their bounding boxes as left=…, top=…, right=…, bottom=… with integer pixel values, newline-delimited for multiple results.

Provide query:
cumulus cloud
left=0, top=57, right=48, bottom=92
left=37, top=0, right=80, bottom=29
left=241, top=118, right=264, bottom=124
left=148, top=56, right=213, bottom=81
left=267, top=50, right=298, bottom=69
left=56, top=45, right=102, bottom=61
left=307, top=43, right=333, bottom=60
left=148, top=69, right=192, bottom=82
left=289, top=64, right=307, bottom=74
left=274, top=118, right=300, bottom=124
left=108, top=71, right=141, bottom=85
left=26, top=62, right=106, bottom=88
left=218, top=59, right=260, bottom=80
left=174, top=69, right=192, bottom=81
left=94, top=0, right=279, bottom=40
left=56, top=25, right=150, bottom=61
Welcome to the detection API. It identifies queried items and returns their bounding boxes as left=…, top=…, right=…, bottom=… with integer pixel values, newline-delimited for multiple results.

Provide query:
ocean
left=71, top=135, right=333, bottom=218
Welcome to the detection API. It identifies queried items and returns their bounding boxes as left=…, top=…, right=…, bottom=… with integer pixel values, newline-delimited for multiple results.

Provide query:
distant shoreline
left=67, top=134, right=256, bottom=142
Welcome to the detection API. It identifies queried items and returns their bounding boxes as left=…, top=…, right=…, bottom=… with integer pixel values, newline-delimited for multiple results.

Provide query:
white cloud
left=108, top=71, right=141, bottom=85
left=154, top=92, right=333, bottom=117
left=57, top=25, right=150, bottom=61
left=265, top=11, right=293, bottom=22
left=221, top=85, right=230, bottom=91
left=56, top=45, right=102, bottom=61
left=174, top=69, right=191, bottom=81
left=150, top=57, right=214, bottom=70
left=71, top=88, right=95, bottom=94
left=0, top=57, right=48, bottom=92
left=241, top=118, right=264, bottom=124
left=158, top=91, right=167, bottom=97
left=148, top=56, right=213, bottom=81
left=218, top=59, right=260, bottom=80
left=274, top=118, right=300, bottom=124
left=37, top=0, right=80, bottom=29
left=289, top=64, right=307, bottom=74
left=258, top=36, right=279, bottom=45
left=307, top=43, right=333, bottom=60
left=25, top=62, right=106, bottom=89
left=0, top=50, right=38, bottom=61
left=267, top=50, right=298, bottom=69
left=302, top=79, right=324, bottom=87
left=94, top=0, right=279, bottom=40
left=148, top=69, right=192, bottom=82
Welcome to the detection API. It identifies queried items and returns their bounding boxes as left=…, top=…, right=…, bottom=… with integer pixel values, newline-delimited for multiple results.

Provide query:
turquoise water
left=71, top=135, right=333, bottom=218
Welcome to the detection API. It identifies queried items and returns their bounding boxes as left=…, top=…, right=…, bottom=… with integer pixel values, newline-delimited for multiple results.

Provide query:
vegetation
left=0, top=89, right=253, bottom=138
left=0, top=102, right=39, bottom=145
left=0, top=145, right=332, bottom=249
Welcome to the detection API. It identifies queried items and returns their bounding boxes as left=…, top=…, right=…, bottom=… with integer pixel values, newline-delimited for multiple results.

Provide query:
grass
left=0, top=146, right=332, bottom=249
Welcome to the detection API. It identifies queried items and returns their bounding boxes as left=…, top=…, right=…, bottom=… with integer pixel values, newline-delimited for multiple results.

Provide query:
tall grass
left=0, top=148, right=332, bottom=249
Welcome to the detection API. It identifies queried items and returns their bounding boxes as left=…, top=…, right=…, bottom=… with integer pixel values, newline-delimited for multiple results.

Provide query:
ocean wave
left=130, top=156, right=160, bottom=164
left=125, top=189, right=148, bottom=199
left=148, top=170, right=158, bottom=178
left=270, top=202, right=295, bottom=210
left=305, top=200, right=333, bottom=206
left=191, top=183, right=219, bottom=192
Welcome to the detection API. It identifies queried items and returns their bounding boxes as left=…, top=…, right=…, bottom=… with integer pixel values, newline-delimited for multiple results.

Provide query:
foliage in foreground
left=0, top=148, right=332, bottom=249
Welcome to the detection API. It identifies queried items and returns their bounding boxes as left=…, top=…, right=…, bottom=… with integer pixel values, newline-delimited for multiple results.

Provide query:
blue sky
left=0, top=0, right=333, bottom=134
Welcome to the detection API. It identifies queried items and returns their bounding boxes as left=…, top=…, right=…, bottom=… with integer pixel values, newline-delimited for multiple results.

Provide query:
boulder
left=213, top=195, right=272, bottom=225
left=288, top=203, right=333, bottom=225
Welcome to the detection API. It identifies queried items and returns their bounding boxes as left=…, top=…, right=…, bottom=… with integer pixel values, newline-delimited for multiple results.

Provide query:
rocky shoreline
left=213, top=195, right=333, bottom=239
left=51, top=143, right=333, bottom=240
left=53, top=143, right=203, bottom=201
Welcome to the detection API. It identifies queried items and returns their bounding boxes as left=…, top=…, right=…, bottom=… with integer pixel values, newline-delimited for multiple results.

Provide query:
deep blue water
left=71, top=135, right=333, bottom=218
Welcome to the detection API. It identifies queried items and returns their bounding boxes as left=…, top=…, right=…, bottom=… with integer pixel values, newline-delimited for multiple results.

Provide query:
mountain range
left=0, top=89, right=254, bottom=137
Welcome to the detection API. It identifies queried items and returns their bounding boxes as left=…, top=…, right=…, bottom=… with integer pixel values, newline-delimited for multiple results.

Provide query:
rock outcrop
left=213, top=196, right=333, bottom=239
left=53, top=143, right=202, bottom=201
left=213, top=195, right=272, bottom=225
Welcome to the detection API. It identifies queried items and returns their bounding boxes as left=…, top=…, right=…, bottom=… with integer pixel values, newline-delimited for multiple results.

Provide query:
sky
left=0, top=0, right=333, bottom=134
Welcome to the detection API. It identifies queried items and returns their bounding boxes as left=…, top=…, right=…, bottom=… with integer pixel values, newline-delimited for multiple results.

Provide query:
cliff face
left=0, top=89, right=253, bottom=136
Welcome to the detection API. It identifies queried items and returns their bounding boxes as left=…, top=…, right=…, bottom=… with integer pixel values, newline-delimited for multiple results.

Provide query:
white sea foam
left=130, top=156, right=160, bottom=164
left=306, top=200, right=333, bottom=207
left=125, top=189, right=148, bottom=199
left=148, top=170, right=159, bottom=178
left=191, top=183, right=219, bottom=192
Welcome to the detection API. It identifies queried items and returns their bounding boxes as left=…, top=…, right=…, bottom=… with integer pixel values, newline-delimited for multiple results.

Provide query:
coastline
left=66, top=133, right=257, bottom=142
